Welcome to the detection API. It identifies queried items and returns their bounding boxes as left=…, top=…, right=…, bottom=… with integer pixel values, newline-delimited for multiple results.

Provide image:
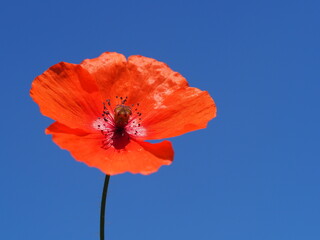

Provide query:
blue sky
left=1, top=0, right=320, bottom=239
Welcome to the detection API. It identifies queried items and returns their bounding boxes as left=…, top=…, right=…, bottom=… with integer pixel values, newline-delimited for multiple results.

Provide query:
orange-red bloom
left=30, top=52, right=216, bottom=175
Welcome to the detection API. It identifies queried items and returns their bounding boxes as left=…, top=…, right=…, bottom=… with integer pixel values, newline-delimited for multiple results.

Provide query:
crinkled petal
left=80, top=52, right=128, bottom=100
left=81, top=53, right=216, bottom=139
left=80, top=53, right=187, bottom=105
left=141, top=88, right=216, bottom=139
left=30, top=62, right=102, bottom=132
left=46, top=122, right=174, bottom=175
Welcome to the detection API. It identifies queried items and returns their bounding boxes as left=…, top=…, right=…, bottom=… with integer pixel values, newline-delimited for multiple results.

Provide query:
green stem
left=100, top=175, right=110, bottom=240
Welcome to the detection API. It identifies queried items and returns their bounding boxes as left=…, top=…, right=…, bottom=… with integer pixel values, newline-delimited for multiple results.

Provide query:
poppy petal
left=30, top=62, right=102, bottom=131
left=81, top=53, right=187, bottom=105
left=46, top=122, right=174, bottom=175
left=80, top=53, right=216, bottom=139
left=127, top=56, right=216, bottom=139
left=80, top=52, right=128, bottom=100
left=141, top=87, right=216, bottom=139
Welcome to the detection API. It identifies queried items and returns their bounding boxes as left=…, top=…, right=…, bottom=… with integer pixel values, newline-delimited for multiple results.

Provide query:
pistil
left=114, top=105, right=132, bottom=128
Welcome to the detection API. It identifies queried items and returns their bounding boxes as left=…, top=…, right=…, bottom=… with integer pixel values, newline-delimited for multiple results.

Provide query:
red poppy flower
left=30, top=52, right=216, bottom=175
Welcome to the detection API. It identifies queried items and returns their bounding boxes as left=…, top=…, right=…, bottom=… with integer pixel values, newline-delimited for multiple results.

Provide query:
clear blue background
left=1, top=0, right=320, bottom=239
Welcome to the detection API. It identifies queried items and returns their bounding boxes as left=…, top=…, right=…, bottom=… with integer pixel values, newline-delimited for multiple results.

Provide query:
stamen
left=94, top=96, right=147, bottom=149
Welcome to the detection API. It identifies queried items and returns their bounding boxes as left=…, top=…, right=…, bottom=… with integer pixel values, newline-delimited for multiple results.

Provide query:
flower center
left=93, top=96, right=146, bottom=150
